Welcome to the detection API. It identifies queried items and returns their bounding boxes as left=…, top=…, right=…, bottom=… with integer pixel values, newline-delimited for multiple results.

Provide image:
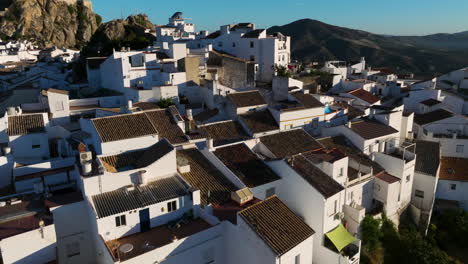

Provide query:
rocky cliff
left=81, top=14, right=155, bottom=57
left=0, top=0, right=100, bottom=48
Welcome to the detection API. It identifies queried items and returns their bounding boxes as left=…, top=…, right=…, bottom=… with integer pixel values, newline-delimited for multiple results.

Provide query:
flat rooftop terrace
left=106, top=218, right=212, bottom=262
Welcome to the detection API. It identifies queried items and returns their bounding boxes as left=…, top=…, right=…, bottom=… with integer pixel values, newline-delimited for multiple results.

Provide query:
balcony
left=324, top=224, right=361, bottom=264
left=385, top=146, right=415, bottom=163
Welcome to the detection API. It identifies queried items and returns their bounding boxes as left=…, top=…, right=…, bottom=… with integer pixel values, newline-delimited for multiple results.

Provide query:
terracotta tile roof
left=44, top=88, right=69, bottom=96
left=92, top=175, right=189, bottom=218
left=177, top=149, right=237, bottom=205
left=414, top=140, right=440, bottom=176
left=7, top=114, right=45, bottom=136
left=349, top=119, right=399, bottom=140
left=214, top=143, right=281, bottom=188
left=239, top=196, right=315, bottom=255
left=318, top=136, right=384, bottom=175
left=289, top=155, right=344, bottom=198
left=145, top=109, right=189, bottom=145
left=99, top=139, right=174, bottom=173
left=291, top=92, right=324, bottom=109
left=414, top=109, right=453, bottom=126
left=439, top=157, right=468, bottom=182
left=348, top=88, right=380, bottom=104
left=375, top=172, right=400, bottom=184
left=241, top=29, right=265, bottom=39
left=227, top=91, right=266, bottom=108
left=302, top=148, right=346, bottom=163
left=193, top=108, right=219, bottom=123
left=419, top=98, right=441, bottom=107
left=200, top=121, right=250, bottom=147
left=239, top=110, right=279, bottom=134
left=92, top=113, right=157, bottom=143
left=133, top=102, right=159, bottom=110
left=260, top=129, right=323, bottom=158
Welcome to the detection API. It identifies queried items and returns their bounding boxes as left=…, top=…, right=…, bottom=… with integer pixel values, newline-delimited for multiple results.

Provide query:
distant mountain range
left=268, top=19, right=468, bottom=77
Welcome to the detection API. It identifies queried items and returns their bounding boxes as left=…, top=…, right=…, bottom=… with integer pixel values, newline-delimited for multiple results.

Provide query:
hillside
left=268, top=19, right=468, bottom=77
left=0, top=0, right=100, bottom=48
left=387, top=31, right=468, bottom=51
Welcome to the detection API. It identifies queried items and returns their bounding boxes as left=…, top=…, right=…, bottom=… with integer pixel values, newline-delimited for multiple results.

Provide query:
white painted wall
left=0, top=225, right=56, bottom=264
left=436, top=180, right=468, bottom=210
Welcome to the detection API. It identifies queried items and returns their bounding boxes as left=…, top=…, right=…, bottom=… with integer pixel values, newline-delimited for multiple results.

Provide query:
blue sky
left=93, top=0, right=468, bottom=36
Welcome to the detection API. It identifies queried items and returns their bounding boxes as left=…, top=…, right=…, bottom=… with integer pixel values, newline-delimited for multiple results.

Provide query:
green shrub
left=157, top=98, right=174, bottom=108
left=361, top=215, right=381, bottom=251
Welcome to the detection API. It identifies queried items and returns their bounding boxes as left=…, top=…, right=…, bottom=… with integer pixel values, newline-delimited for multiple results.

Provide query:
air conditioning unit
left=79, top=151, right=92, bottom=163
left=335, top=212, right=345, bottom=220
left=231, top=188, right=253, bottom=205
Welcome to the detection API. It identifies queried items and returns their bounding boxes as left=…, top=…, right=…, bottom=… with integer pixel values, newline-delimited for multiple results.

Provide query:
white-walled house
left=340, top=88, right=381, bottom=109
left=268, top=155, right=361, bottom=264
left=435, top=157, right=468, bottom=211
left=414, top=109, right=468, bottom=158
left=193, top=23, right=290, bottom=82
left=233, top=196, right=315, bottom=264
left=209, top=142, right=282, bottom=200
left=411, top=140, right=440, bottom=233
left=155, top=12, right=196, bottom=43
left=5, top=112, right=50, bottom=161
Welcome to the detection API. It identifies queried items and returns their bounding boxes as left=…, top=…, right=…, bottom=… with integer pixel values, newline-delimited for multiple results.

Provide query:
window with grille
left=168, top=201, right=177, bottom=212
left=115, top=215, right=126, bottom=227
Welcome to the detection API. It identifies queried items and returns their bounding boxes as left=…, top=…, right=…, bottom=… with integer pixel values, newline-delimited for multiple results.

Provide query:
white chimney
left=127, top=100, right=133, bottom=109
left=138, top=170, right=149, bottom=185
left=206, top=138, right=214, bottom=151
left=186, top=108, right=193, bottom=121
left=79, top=151, right=93, bottom=176
left=3, top=146, right=11, bottom=155
left=7, top=107, right=15, bottom=116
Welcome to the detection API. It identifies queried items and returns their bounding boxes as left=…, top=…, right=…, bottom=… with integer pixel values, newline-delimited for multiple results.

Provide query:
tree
left=362, top=215, right=381, bottom=251
left=157, top=98, right=174, bottom=108
left=275, top=65, right=291, bottom=78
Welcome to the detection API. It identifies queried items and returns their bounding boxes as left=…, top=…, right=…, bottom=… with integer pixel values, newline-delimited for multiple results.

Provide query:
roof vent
left=138, top=170, right=149, bottom=185
left=231, top=188, right=253, bottom=205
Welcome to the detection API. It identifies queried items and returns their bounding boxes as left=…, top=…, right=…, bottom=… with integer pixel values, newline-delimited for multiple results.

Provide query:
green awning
left=325, top=224, right=358, bottom=252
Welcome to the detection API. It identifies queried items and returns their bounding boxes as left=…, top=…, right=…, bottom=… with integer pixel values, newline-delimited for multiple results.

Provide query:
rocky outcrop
left=82, top=14, right=155, bottom=57
left=0, top=0, right=100, bottom=48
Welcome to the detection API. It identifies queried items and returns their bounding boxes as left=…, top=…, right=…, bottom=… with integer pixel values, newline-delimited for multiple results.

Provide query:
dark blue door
left=139, top=208, right=150, bottom=232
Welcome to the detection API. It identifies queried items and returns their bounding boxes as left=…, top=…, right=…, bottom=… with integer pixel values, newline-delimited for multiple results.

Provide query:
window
left=250, top=41, right=254, bottom=48
left=312, top=118, right=319, bottom=129
left=415, top=190, right=424, bottom=198
left=375, top=184, right=380, bottom=191
left=295, top=254, right=301, bottom=264
left=339, top=168, right=344, bottom=177
left=406, top=175, right=411, bottom=183
left=285, top=124, right=293, bottom=129
left=66, top=241, right=80, bottom=258
left=250, top=55, right=255, bottom=62
left=167, top=201, right=177, bottom=212
left=232, top=42, right=236, bottom=48
left=451, top=184, right=457, bottom=190
left=265, top=187, right=276, bottom=198
left=32, top=144, right=40, bottom=149
left=115, top=215, right=126, bottom=227
left=456, top=145, right=464, bottom=153
left=334, top=200, right=338, bottom=214
left=348, top=191, right=354, bottom=201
